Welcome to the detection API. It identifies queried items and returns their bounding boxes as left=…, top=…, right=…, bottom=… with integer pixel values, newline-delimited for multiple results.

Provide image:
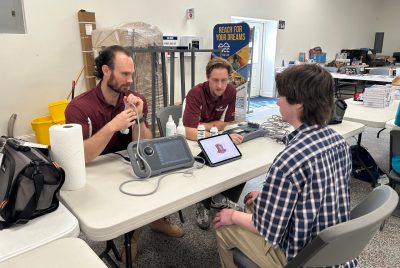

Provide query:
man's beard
left=107, top=72, right=130, bottom=94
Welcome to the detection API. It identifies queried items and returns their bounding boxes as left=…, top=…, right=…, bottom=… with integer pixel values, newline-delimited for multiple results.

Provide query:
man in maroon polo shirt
left=65, top=45, right=184, bottom=262
left=183, top=57, right=243, bottom=144
left=182, top=58, right=245, bottom=230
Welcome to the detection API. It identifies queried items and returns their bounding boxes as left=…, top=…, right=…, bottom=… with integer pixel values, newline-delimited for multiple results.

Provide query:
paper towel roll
left=49, top=124, right=86, bottom=190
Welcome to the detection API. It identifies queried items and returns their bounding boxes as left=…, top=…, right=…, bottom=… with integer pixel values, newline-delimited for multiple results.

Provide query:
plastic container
left=31, top=116, right=64, bottom=145
left=176, top=118, right=185, bottom=137
left=48, top=100, right=68, bottom=122
left=197, top=124, right=206, bottom=140
left=166, top=115, right=176, bottom=137
left=210, top=125, right=218, bottom=136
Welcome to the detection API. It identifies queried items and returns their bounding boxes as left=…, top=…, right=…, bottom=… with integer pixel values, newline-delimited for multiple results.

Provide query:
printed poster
left=213, top=23, right=250, bottom=120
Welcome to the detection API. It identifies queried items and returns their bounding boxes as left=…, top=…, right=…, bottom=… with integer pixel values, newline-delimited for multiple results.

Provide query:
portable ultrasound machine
left=127, top=135, right=194, bottom=178
left=127, top=134, right=243, bottom=178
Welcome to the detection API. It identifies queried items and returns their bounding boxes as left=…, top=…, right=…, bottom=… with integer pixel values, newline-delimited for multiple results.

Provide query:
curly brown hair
left=94, top=45, right=131, bottom=79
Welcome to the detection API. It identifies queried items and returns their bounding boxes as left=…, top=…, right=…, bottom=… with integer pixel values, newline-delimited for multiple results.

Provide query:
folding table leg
left=99, top=240, right=121, bottom=268
left=124, top=231, right=134, bottom=268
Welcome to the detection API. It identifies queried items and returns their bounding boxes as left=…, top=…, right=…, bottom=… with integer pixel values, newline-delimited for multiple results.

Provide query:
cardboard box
left=79, top=22, right=96, bottom=37
left=82, top=52, right=95, bottom=75
left=81, top=37, right=93, bottom=51
left=78, top=10, right=96, bottom=91
left=78, top=10, right=95, bottom=22
left=85, top=76, right=97, bottom=90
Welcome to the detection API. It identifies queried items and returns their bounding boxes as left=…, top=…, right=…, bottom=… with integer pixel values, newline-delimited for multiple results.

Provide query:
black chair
left=233, top=185, right=399, bottom=268
left=155, top=105, right=185, bottom=223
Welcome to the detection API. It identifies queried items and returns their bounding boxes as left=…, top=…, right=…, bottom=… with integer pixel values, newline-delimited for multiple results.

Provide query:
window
left=0, top=0, right=26, bottom=34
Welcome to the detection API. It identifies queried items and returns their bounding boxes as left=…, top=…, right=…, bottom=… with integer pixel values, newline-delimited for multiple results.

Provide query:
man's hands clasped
left=108, top=94, right=144, bottom=132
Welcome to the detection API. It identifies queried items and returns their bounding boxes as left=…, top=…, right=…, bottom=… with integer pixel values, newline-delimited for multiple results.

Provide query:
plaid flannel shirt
left=253, top=124, right=357, bottom=268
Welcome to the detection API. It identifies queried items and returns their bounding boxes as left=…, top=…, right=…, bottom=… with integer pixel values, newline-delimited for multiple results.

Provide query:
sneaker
left=226, top=199, right=244, bottom=212
left=149, top=218, right=184, bottom=238
left=195, top=202, right=210, bottom=230
left=120, top=229, right=140, bottom=264
left=211, top=195, right=244, bottom=211
left=210, top=194, right=229, bottom=209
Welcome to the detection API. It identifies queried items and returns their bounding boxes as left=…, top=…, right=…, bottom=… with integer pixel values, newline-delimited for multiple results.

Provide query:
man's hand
left=108, top=109, right=136, bottom=132
left=124, top=94, right=144, bottom=117
left=213, top=208, right=235, bottom=229
left=244, top=191, right=260, bottom=206
left=229, top=133, right=244, bottom=144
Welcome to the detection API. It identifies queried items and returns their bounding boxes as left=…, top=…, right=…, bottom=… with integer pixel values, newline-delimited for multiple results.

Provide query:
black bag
left=0, top=137, right=65, bottom=229
left=328, top=99, right=347, bottom=125
left=350, top=145, right=386, bottom=187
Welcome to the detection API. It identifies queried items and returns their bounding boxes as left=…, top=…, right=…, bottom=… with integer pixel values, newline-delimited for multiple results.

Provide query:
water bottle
left=176, top=117, right=186, bottom=137
left=166, top=115, right=176, bottom=137
left=210, top=125, right=218, bottom=136
left=197, top=124, right=206, bottom=140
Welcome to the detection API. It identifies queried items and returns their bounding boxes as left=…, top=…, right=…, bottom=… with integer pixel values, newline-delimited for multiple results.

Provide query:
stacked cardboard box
left=77, top=10, right=96, bottom=90
left=363, top=85, right=398, bottom=108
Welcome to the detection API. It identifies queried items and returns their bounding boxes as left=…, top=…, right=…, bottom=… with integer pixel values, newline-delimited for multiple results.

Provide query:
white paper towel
left=49, top=124, right=86, bottom=190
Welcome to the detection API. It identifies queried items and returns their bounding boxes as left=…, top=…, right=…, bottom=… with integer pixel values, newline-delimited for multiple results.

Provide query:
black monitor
left=373, top=32, right=384, bottom=53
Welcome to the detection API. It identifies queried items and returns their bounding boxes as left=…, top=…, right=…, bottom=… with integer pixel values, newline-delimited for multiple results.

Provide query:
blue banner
left=213, top=22, right=250, bottom=87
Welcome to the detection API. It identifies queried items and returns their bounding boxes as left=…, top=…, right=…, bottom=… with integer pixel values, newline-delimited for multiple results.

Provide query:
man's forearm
left=232, top=211, right=259, bottom=234
left=185, top=127, right=199, bottom=141
left=202, top=121, right=228, bottom=131
left=83, top=123, right=115, bottom=163
left=132, top=121, right=152, bottom=140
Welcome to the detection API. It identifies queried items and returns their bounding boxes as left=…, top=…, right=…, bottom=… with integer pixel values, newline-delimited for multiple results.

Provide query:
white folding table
left=0, top=203, right=79, bottom=263
left=60, top=119, right=365, bottom=267
left=0, top=238, right=106, bottom=268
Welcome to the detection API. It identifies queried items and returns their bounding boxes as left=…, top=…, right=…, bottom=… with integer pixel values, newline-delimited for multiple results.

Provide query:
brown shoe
left=120, top=229, right=141, bottom=263
left=149, top=218, right=184, bottom=238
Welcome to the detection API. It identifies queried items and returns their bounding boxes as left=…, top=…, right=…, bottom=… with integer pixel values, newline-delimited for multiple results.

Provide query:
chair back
left=285, top=185, right=398, bottom=268
left=156, top=105, right=182, bottom=136
left=390, top=128, right=400, bottom=171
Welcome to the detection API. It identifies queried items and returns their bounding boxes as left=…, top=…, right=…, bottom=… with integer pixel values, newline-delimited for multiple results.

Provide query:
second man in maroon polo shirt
left=182, top=58, right=244, bottom=144
left=182, top=58, right=245, bottom=230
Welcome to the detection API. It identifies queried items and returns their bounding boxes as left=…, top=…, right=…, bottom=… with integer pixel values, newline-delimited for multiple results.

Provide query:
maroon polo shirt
left=183, top=81, right=236, bottom=128
left=65, top=83, right=148, bottom=155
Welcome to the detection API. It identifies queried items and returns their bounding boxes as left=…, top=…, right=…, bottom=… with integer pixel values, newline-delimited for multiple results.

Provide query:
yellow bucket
left=48, top=99, right=68, bottom=122
left=31, top=116, right=65, bottom=145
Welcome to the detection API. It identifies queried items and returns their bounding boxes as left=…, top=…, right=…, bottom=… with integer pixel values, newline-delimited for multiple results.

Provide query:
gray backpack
left=0, top=137, right=65, bottom=229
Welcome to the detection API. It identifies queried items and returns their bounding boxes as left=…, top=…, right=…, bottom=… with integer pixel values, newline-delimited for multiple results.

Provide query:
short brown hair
left=206, top=58, right=232, bottom=78
left=276, top=64, right=335, bottom=125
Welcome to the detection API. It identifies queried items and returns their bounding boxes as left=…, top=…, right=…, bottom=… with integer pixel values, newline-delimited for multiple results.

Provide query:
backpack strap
left=14, top=169, right=44, bottom=224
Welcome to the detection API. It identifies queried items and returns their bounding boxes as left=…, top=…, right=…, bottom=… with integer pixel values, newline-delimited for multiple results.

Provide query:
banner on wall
left=213, top=23, right=250, bottom=121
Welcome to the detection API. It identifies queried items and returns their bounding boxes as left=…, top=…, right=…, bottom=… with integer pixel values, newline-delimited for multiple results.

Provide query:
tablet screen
left=198, top=134, right=241, bottom=166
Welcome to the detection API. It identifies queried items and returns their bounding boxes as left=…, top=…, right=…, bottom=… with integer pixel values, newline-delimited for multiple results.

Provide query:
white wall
left=373, top=0, right=400, bottom=55
left=0, top=0, right=391, bottom=137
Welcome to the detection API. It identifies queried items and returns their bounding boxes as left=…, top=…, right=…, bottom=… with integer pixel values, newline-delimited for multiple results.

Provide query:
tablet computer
left=197, top=134, right=242, bottom=167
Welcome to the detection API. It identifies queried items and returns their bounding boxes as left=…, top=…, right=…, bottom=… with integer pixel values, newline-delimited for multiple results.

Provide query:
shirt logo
left=216, top=106, right=226, bottom=112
